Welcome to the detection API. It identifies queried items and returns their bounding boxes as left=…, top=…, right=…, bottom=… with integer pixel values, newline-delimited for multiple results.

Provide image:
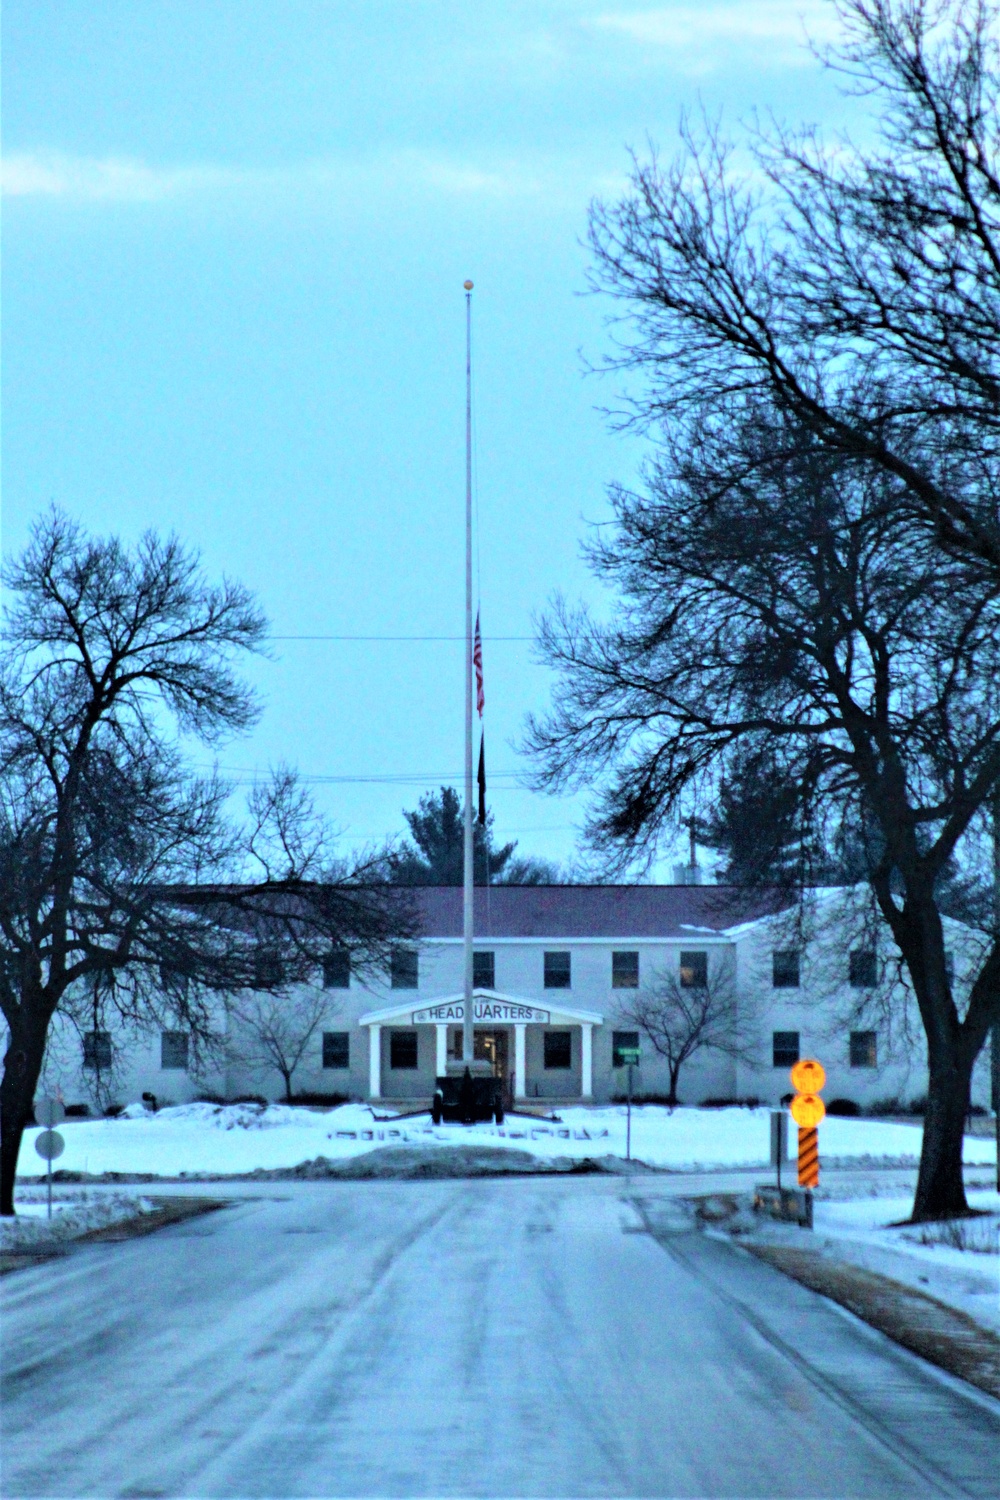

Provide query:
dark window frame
left=849, top=949, right=877, bottom=989
left=322, top=1031, right=350, bottom=1069
left=390, top=948, right=419, bottom=990
left=772, top=1030, right=800, bottom=1068
left=679, top=951, right=708, bottom=989
left=772, top=950, right=801, bottom=989
left=82, top=1030, right=112, bottom=1070
left=612, top=951, right=640, bottom=989
left=323, top=948, right=351, bottom=989
left=389, top=1029, right=419, bottom=1069
left=473, top=950, right=495, bottom=989
left=543, top=951, right=571, bottom=989
left=612, top=1030, right=640, bottom=1067
left=849, top=1030, right=878, bottom=1068
left=544, top=1030, right=573, bottom=1069
left=160, top=1030, right=189, bottom=1070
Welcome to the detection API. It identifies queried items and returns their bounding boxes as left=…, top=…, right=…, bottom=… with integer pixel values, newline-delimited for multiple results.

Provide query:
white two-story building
left=39, top=884, right=993, bottom=1115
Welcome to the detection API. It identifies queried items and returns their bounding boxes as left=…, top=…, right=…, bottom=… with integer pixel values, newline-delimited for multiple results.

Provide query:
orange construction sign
left=798, top=1127, right=820, bottom=1187
left=790, top=1058, right=826, bottom=1094
left=790, top=1092, right=826, bottom=1128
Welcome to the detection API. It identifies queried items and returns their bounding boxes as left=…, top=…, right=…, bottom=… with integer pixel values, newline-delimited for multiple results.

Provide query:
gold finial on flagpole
left=464, top=280, right=474, bottom=290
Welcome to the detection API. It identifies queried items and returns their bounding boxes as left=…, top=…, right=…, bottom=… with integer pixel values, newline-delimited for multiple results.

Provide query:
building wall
left=33, top=895, right=994, bottom=1113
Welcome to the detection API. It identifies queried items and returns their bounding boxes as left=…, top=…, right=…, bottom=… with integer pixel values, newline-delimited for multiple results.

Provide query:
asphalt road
left=2, top=1177, right=998, bottom=1499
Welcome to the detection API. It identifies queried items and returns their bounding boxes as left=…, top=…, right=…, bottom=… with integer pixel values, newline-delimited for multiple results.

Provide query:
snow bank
left=1, top=1192, right=157, bottom=1254
left=15, top=1101, right=997, bottom=1179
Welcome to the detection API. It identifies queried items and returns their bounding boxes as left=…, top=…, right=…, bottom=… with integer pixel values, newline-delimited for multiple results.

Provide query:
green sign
left=618, top=1048, right=640, bottom=1066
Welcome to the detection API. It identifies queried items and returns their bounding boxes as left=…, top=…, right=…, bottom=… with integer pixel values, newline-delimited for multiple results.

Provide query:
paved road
left=2, top=1177, right=998, bottom=1498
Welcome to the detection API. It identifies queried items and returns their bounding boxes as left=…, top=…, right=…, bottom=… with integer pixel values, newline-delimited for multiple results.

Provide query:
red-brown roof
left=411, top=885, right=789, bottom=939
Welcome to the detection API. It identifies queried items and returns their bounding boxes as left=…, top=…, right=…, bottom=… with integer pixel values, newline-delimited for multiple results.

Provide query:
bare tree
left=587, top=0, right=1000, bottom=582
left=620, top=959, right=750, bottom=1106
left=0, top=510, right=414, bottom=1215
left=527, top=0, right=1000, bottom=1223
left=527, top=420, right=1000, bottom=1222
left=227, top=989, right=332, bottom=1103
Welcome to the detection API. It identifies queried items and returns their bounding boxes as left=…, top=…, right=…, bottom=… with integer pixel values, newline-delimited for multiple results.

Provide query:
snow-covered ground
left=1, top=1189, right=159, bottom=1254
left=15, top=1099, right=998, bottom=1178
left=805, top=1187, right=1000, bottom=1335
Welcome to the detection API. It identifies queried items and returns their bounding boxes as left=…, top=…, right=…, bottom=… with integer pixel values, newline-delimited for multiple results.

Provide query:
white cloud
left=0, top=152, right=245, bottom=202
left=587, top=0, right=839, bottom=64
left=1, top=149, right=545, bottom=206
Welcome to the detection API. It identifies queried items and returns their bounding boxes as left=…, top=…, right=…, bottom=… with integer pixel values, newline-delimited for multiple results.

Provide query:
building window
left=160, top=1031, right=189, bottom=1070
left=390, top=1030, right=418, bottom=1069
left=323, top=948, right=350, bottom=989
left=390, top=948, right=419, bottom=989
left=772, top=950, right=800, bottom=988
left=772, top=1031, right=800, bottom=1068
left=612, top=951, right=639, bottom=988
left=255, top=950, right=282, bottom=987
left=544, top=951, right=571, bottom=989
left=473, top=950, right=495, bottom=989
left=82, top=1031, right=112, bottom=1070
left=322, top=1031, right=350, bottom=1069
left=850, top=1030, right=877, bottom=1068
left=679, top=951, right=708, bottom=988
left=544, top=1030, right=572, bottom=1069
left=612, top=1030, right=640, bottom=1067
left=849, top=949, right=877, bottom=988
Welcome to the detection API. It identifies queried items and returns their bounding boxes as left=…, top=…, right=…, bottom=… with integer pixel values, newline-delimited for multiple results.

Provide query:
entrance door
left=474, top=1029, right=512, bottom=1106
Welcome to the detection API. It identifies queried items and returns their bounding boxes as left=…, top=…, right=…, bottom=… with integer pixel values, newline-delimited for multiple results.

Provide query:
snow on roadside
left=757, top=1188, right=1000, bottom=1336
left=14, top=1100, right=998, bottom=1179
left=1, top=1191, right=158, bottom=1255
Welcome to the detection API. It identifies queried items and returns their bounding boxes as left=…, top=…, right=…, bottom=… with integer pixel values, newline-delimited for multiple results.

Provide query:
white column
left=514, top=1023, right=526, bottom=1100
left=369, top=1025, right=382, bottom=1100
left=581, top=1023, right=593, bottom=1100
left=435, top=1024, right=447, bottom=1077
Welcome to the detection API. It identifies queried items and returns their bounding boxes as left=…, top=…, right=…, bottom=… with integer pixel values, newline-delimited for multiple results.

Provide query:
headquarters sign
left=411, top=1001, right=551, bottom=1025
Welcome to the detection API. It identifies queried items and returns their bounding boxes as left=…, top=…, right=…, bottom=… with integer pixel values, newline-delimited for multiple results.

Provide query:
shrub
left=907, top=1095, right=928, bottom=1116
left=826, top=1098, right=861, bottom=1117
left=64, top=1102, right=90, bottom=1117
left=699, top=1096, right=762, bottom=1109
left=103, top=1102, right=125, bottom=1118
left=867, top=1096, right=903, bottom=1116
left=290, top=1091, right=352, bottom=1107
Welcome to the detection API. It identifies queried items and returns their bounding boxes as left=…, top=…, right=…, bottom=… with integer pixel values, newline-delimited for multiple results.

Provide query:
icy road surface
left=2, top=1177, right=998, bottom=1499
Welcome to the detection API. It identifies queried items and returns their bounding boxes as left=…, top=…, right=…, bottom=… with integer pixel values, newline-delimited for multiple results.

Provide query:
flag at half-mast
left=473, top=610, right=485, bottom=717
left=474, top=610, right=486, bottom=823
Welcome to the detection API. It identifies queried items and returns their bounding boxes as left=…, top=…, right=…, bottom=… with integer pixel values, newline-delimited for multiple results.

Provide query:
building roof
left=411, top=884, right=790, bottom=940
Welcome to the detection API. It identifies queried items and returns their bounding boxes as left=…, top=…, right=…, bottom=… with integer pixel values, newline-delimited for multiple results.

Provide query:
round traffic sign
left=790, top=1058, right=826, bottom=1094
left=790, top=1093, right=826, bottom=1128
left=35, top=1097, right=66, bottom=1128
left=34, top=1129, right=65, bottom=1162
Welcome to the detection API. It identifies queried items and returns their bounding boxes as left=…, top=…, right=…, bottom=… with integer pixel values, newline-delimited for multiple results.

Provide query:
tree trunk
left=667, top=1064, right=681, bottom=1108
left=910, top=1042, right=975, bottom=1222
left=0, top=1008, right=49, bottom=1217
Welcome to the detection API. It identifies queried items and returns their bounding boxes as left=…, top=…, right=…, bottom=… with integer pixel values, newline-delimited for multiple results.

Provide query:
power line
left=269, top=634, right=538, bottom=642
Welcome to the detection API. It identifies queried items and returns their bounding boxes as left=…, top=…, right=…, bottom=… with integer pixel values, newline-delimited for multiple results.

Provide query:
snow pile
left=15, top=1101, right=998, bottom=1179
left=1, top=1191, right=157, bottom=1254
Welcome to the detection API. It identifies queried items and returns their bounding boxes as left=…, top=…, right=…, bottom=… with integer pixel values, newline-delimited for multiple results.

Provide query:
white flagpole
left=462, top=280, right=475, bottom=1066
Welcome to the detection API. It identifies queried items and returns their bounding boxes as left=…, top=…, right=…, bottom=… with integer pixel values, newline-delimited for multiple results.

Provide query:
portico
left=358, top=989, right=603, bottom=1103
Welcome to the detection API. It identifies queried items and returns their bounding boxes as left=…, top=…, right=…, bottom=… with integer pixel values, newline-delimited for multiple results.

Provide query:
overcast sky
left=2, top=1, right=856, bottom=875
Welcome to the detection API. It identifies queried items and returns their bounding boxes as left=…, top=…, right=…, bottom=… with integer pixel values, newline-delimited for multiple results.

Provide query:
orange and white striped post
left=789, top=1059, right=826, bottom=1189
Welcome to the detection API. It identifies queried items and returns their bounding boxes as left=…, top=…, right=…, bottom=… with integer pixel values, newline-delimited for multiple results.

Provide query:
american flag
left=473, top=609, right=484, bottom=718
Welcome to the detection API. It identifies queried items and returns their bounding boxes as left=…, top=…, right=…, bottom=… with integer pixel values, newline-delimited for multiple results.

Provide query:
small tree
left=227, top=988, right=332, bottom=1103
left=620, top=959, right=749, bottom=1106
